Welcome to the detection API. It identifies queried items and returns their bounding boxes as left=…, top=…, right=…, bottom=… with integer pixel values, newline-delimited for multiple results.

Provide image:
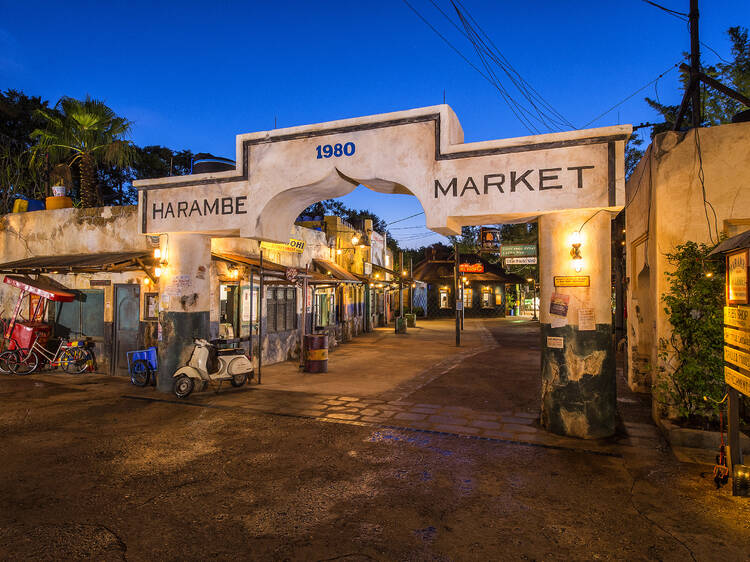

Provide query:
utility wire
left=639, top=0, right=688, bottom=20
left=582, top=57, right=688, bottom=128
left=386, top=210, right=425, bottom=226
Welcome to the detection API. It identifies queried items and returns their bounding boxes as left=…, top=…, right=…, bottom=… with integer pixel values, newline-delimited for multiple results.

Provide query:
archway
left=135, top=104, right=631, bottom=439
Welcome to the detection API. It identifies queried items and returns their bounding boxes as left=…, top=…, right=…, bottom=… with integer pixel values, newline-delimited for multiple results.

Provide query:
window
left=463, top=288, right=473, bottom=308
left=481, top=290, right=493, bottom=308
left=54, top=290, right=105, bottom=339
left=495, top=286, right=503, bottom=306
left=267, top=286, right=297, bottom=332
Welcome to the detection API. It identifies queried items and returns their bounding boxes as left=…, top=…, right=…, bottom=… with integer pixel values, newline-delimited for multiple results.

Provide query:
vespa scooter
left=172, top=339, right=254, bottom=399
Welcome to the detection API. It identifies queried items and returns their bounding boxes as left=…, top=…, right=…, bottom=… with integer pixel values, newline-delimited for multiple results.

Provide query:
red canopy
left=3, top=276, right=76, bottom=302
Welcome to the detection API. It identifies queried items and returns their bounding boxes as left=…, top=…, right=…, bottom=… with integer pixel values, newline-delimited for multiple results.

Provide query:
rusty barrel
left=303, top=334, right=328, bottom=373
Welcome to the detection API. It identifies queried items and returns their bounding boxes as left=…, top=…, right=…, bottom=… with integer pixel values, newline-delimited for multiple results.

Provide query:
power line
left=386, top=210, right=425, bottom=226
left=639, top=0, right=688, bottom=20
left=581, top=57, right=687, bottom=128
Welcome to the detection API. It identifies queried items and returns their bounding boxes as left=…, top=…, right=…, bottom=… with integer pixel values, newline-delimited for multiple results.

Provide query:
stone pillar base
left=157, top=311, right=210, bottom=393
left=540, top=324, right=615, bottom=439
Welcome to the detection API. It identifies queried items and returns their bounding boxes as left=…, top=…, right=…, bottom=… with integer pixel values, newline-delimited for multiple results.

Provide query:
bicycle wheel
left=60, top=347, right=92, bottom=374
left=130, top=359, right=152, bottom=387
left=0, top=350, right=19, bottom=374
left=13, top=350, right=39, bottom=375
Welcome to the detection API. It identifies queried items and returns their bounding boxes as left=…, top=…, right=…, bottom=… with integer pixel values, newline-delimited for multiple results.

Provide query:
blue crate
left=127, top=347, right=158, bottom=374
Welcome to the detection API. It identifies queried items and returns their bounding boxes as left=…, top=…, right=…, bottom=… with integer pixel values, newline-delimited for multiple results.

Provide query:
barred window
left=266, top=286, right=297, bottom=332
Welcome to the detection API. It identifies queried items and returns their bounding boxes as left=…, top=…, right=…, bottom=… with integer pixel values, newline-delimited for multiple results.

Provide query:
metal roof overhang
left=0, top=251, right=154, bottom=274
left=312, top=259, right=362, bottom=283
left=3, top=275, right=76, bottom=302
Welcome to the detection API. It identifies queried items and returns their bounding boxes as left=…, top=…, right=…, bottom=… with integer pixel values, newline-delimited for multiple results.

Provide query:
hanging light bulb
left=154, top=266, right=162, bottom=277
left=153, top=248, right=161, bottom=259
left=351, top=234, right=359, bottom=245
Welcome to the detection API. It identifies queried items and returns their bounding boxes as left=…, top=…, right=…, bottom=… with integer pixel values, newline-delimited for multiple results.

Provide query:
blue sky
left=1, top=0, right=747, bottom=247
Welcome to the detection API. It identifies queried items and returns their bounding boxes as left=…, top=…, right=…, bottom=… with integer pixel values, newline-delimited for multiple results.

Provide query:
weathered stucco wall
left=625, top=121, right=750, bottom=403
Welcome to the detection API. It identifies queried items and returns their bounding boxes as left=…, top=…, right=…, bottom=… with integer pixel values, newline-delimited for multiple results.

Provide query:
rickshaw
left=0, top=276, right=92, bottom=374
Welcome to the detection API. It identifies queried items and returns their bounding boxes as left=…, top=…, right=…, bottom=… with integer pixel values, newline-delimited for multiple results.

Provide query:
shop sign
left=459, top=263, right=484, bottom=273
left=727, top=249, right=748, bottom=305
left=480, top=227, right=502, bottom=251
left=500, top=244, right=537, bottom=257
left=89, top=279, right=111, bottom=287
left=554, top=275, right=590, bottom=287
left=724, top=327, right=750, bottom=351
left=260, top=238, right=305, bottom=253
left=725, top=306, right=750, bottom=330
left=285, top=268, right=299, bottom=284
left=505, top=257, right=537, bottom=265
left=725, top=346, right=750, bottom=373
left=725, top=365, right=750, bottom=397
left=364, top=262, right=372, bottom=275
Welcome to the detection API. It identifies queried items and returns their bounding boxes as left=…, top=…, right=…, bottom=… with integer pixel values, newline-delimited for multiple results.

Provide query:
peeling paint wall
left=625, top=122, right=750, bottom=406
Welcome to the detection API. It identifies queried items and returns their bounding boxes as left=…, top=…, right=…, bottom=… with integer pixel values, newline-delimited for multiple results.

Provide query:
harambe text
left=152, top=196, right=248, bottom=220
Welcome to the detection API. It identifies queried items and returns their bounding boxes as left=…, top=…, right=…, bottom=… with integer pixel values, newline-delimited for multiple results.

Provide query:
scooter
left=172, top=339, right=254, bottom=399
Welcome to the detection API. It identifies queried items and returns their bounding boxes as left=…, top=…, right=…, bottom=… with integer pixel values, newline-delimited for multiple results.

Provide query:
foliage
left=625, top=135, right=645, bottom=180
left=0, top=90, right=53, bottom=213
left=656, top=241, right=726, bottom=418
left=31, top=95, right=136, bottom=207
left=645, top=26, right=750, bottom=134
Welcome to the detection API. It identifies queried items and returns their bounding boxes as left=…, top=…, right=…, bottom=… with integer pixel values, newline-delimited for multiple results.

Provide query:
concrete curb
left=655, top=416, right=750, bottom=454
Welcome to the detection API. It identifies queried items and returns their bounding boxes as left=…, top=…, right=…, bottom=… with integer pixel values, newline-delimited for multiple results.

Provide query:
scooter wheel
left=173, top=374, right=194, bottom=399
left=230, top=373, right=248, bottom=387
left=130, top=359, right=151, bottom=387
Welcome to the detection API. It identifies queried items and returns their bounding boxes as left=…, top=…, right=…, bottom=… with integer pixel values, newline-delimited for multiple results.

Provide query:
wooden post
left=300, top=264, right=308, bottom=369
left=257, top=251, right=264, bottom=384
left=454, top=242, right=460, bottom=347
left=689, top=0, right=701, bottom=128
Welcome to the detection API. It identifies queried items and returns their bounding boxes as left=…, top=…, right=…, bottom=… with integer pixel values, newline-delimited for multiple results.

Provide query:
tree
left=31, top=96, right=135, bottom=208
left=0, top=89, right=53, bottom=213
left=645, top=26, right=750, bottom=134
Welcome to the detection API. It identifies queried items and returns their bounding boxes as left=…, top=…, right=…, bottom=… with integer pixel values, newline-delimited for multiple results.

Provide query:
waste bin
left=405, top=313, right=416, bottom=328
left=395, top=316, right=407, bottom=334
left=303, top=333, right=328, bottom=373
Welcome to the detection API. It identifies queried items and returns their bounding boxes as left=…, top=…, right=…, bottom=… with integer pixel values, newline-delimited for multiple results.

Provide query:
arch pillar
left=156, top=233, right=211, bottom=392
left=538, top=210, right=615, bottom=438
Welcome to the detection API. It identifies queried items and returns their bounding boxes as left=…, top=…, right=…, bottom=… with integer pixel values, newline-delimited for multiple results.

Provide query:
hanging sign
left=480, top=227, right=502, bottom=251
left=727, top=249, right=748, bottom=305
left=554, top=275, right=590, bottom=287
left=725, top=327, right=750, bottom=351
left=459, top=263, right=484, bottom=273
left=505, top=257, right=537, bottom=265
left=260, top=238, right=305, bottom=253
left=725, top=346, right=750, bottom=373
left=500, top=244, right=537, bottom=257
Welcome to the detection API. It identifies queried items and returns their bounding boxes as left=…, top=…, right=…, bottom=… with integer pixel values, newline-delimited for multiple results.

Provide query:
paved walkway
left=123, top=318, right=665, bottom=458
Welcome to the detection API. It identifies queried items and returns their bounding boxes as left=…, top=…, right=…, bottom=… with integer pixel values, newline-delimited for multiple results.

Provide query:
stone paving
left=126, top=387, right=665, bottom=457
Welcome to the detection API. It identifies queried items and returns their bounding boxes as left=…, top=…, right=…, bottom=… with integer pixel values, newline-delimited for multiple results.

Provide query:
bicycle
left=0, top=334, right=93, bottom=375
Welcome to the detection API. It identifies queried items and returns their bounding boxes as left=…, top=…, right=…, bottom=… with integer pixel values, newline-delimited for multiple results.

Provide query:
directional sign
left=500, top=244, right=537, bottom=258
left=505, top=257, right=537, bottom=265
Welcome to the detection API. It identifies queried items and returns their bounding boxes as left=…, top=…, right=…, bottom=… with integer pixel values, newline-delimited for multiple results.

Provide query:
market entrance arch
left=135, top=105, right=631, bottom=439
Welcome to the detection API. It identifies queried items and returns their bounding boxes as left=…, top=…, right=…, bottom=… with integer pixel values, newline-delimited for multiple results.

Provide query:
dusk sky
left=2, top=0, right=747, bottom=247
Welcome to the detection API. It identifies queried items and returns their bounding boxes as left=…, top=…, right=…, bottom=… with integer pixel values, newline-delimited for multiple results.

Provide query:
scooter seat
left=217, top=348, right=245, bottom=356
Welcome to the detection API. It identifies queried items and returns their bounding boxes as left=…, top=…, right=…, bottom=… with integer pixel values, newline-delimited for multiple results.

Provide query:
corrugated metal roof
left=0, top=251, right=153, bottom=273
left=312, top=259, right=361, bottom=282
left=3, top=275, right=76, bottom=302
left=708, top=229, right=750, bottom=255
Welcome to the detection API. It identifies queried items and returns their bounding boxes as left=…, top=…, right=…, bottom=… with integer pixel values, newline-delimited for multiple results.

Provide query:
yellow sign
left=725, top=346, right=750, bottom=372
left=260, top=238, right=305, bottom=254
left=724, top=306, right=750, bottom=330
left=553, top=275, right=590, bottom=287
left=725, top=365, right=750, bottom=397
left=725, top=327, right=750, bottom=351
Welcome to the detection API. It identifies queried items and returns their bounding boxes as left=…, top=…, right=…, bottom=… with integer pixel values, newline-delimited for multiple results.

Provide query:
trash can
left=395, top=316, right=407, bottom=334
left=303, top=333, right=328, bottom=373
left=405, top=313, right=416, bottom=327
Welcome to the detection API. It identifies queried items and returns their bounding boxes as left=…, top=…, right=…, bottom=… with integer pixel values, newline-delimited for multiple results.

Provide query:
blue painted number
left=316, top=142, right=356, bottom=159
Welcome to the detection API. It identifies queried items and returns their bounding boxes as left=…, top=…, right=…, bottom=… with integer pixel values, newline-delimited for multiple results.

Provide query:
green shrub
left=657, top=241, right=725, bottom=418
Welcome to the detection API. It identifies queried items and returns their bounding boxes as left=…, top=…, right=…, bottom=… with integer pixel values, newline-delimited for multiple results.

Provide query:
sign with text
left=554, top=275, right=590, bottom=287
left=725, top=306, right=750, bottom=330
left=725, top=365, right=750, bottom=396
left=725, top=346, right=750, bottom=373
left=547, top=336, right=564, bottom=349
left=480, top=227, right=502, bottom=251
left=549, top=292, right=570, bottom=317
left=727, top=249, right=748, bottom=305
left=725, top=327, right=750, bottom=351
left=459, top=263, right=484, bottom=273
left=260, top=238, right=305, bottom=254
left=500, top=244, right=537, bottom=258
left=505, top=257, right=537, bottom=265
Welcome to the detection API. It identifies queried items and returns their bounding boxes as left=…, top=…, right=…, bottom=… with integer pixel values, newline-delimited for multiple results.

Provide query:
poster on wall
left=549, top=293, right=570, bottom=317
left=370, top=231, right=386, bottom=267
left=727, top=249, right=748, bottom=305
left=241, top=288, right=252, bottom=322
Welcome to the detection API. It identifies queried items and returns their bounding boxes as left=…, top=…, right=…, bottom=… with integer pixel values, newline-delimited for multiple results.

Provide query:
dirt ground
left=1, top=319, right=749, bottom=560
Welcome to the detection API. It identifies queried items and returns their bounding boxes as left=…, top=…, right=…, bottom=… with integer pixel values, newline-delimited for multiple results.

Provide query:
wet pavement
left=1, top=318, right=749, bottom=560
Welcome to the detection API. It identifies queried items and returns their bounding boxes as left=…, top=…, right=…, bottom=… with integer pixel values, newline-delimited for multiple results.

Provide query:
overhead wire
left=386, top=210, right=425, bottom=226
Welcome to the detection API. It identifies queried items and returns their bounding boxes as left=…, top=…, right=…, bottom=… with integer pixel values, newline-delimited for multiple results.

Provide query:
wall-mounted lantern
left=570, top=231, right=584, bottom=272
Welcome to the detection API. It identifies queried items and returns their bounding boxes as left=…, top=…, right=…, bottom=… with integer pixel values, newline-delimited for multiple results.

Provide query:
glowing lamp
left=351, top=235, right=359, bottom=245
left=154, top=266, right=162, bottom=277
left=143, top=277, right=151, bottom=285
left=153, top=248, right=161, bottom=259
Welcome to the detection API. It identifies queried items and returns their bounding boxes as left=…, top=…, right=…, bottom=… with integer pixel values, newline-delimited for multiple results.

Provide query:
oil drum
left=303, top=334, right=328, bottom=373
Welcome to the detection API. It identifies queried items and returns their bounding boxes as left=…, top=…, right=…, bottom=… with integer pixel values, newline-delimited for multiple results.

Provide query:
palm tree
left=31, top=96, right=135, bottom=208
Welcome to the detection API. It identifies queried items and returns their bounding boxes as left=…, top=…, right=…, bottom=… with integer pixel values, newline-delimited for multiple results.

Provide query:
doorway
left=113, top=284, right=140, bottom=376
